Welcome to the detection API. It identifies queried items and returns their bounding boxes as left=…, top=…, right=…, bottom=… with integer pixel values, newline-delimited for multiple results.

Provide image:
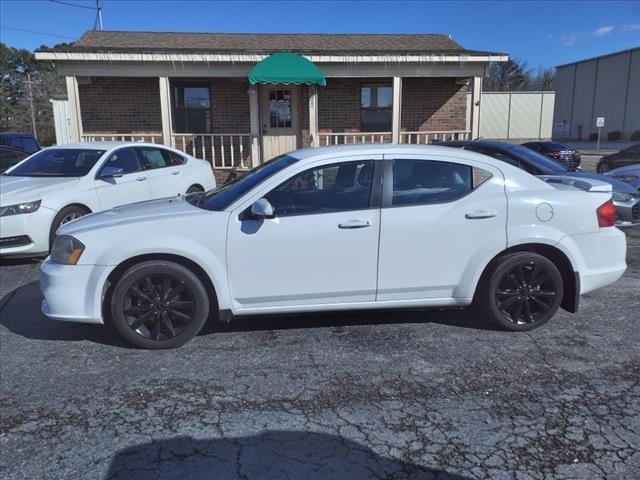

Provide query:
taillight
left=596, top=199, right=616, bottom=227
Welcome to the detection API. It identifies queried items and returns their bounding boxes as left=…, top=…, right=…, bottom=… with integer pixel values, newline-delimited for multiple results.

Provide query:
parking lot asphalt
left=0, top=230, right=639, bottom=480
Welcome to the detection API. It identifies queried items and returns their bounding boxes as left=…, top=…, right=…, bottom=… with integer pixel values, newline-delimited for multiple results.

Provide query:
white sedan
left=40, top=144, right=627, bottom=349
left=0, top=142, right=215, bottom=256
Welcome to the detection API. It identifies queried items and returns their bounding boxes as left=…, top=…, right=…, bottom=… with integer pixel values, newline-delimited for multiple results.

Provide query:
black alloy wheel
left=477, top=252, right=563, bottom=331
left=110, top=261, right=210, bottom=349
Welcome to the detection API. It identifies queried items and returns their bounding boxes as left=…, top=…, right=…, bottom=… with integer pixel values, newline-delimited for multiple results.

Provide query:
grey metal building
left=553, top=47, right=639, bottom=141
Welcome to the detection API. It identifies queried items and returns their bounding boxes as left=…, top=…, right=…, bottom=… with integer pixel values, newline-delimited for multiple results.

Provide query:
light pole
left=25, top=72, right=38, bottom=141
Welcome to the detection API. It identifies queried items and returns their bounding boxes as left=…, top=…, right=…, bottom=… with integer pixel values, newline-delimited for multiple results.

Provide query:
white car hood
left=58, top=196, right=211, bottom=236
left=0, top=175, right=80, bottom=205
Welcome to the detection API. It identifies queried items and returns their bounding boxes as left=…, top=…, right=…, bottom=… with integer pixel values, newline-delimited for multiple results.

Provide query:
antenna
left=96, top=0, right=103, bottom=30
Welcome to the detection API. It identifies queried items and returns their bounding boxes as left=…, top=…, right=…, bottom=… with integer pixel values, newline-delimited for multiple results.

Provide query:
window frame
left=380, top=157, right=493, bottom=209
left=360, top=83, right=393, bottom=133
left=172, top=82, right=213, bottom=134
left=259, top=159, right=383, bottom=218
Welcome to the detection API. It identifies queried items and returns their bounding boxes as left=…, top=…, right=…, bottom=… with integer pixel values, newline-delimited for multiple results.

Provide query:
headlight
left=50, top=235, right=85, bottom=265
left=0, top=200, right=41, bottom=217
left=612, top=191, right=634, bottom=203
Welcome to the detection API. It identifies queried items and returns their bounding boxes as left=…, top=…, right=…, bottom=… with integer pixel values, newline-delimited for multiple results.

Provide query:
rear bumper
left=557, top=228, right=627, bottom=295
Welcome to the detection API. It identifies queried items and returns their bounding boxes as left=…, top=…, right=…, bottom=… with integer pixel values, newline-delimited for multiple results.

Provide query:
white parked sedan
left=40, top=145, right=627, bottom=349
left=0, top=142, right=215, bottom=256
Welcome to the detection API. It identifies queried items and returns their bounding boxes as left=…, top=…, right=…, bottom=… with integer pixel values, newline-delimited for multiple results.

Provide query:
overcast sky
left=1, top=0, right=639, bottom=68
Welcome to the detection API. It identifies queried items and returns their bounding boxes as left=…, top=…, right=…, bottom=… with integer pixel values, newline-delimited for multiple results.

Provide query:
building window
left=173, top=84, right=212, bottom=133
left=361, top=84, right=393, bottom=132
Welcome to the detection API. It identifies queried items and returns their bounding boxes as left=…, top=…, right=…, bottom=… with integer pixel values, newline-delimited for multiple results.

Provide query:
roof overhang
left=35, top=51, right=508, bottom=64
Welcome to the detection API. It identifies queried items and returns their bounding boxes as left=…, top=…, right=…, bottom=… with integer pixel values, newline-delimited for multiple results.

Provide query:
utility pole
left=96, top=0, right=103, bottom=30
left=25, top=72, right=38, bottom=141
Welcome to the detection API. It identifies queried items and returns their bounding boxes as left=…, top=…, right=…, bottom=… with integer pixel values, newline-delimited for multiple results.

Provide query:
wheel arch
left=102, top=253, right=220, bottom=325
left=474, top=243, right=579, bottom=313
left=58, top=202, right=92, bottom=215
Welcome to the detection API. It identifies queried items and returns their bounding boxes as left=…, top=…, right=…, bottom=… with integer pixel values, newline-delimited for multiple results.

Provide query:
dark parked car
left=0, top=145, right=30, bottom=173
left=0, top=132, right=40, bottom=154
left=597, top=143, right=640, bottom=173
left=522, top=141, right=581, bottom=170
left=439, top=140, right=640, bottom=228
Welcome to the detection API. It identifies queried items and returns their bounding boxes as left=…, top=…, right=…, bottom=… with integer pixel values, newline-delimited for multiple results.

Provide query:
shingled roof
left=48, top=30, right=503, bottom=56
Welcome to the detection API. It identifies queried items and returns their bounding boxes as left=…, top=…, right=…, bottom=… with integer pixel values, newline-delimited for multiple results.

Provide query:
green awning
left=248, top=52, right=326, bottom=86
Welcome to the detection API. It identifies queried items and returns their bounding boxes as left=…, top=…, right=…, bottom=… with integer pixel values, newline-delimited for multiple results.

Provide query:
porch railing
left=171, top=134, right=252, bottom=170
left=318, top=132, right=391, bottom=146
left=400, top=130, right=471, bottom=144
left=80, top=133, right=163, bottom=143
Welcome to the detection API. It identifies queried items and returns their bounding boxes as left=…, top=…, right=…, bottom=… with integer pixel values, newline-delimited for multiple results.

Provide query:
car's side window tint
left=162, top=150, right=186, bottom=166
left=391, top=159, right=491, bottom=207
left=138, top=147, right=168, bottom=170
left=265, top=160, right=374, bottom=216
left=103, top=148, right=141, bottom=174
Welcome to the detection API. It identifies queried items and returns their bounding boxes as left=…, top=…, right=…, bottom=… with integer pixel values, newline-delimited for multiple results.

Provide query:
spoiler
left=538, top=175, right=612, bottom=193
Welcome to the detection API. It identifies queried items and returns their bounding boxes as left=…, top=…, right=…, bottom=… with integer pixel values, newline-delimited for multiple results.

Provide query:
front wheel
left=597, top=161, right=610, bottom=173
left=476, top=252, right=563, bottom=331
left=110, top=261, right=210, bottom=349
left=49, top=205, right=89, bottom=248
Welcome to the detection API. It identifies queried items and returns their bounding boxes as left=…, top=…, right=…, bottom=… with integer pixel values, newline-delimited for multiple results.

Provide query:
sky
left=1, top=0, right=639, bottom=69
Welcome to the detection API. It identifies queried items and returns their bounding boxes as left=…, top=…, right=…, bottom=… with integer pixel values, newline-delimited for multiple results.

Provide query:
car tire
left=49, top=205, right=89, bottom=248
left=110, top=260, right=210, bottom=349
left=186, top=184, right=204, bottom=194
left=475, top=252, right=563, bottom=331
left=597, top=161, right=611, bottom=173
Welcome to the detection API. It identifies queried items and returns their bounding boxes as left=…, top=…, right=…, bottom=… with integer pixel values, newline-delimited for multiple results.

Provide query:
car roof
left=286, top=143, right=511, bottom=165
left=46, top=141, right=171, bottom=150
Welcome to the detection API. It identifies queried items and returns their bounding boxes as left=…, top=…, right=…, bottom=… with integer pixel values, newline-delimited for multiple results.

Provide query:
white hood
left=0, top=175, right=80, bottom=205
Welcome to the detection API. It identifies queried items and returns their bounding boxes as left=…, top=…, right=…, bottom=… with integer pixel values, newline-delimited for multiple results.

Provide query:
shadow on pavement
left=105, top=431, right=471, bottom=480
left=0, top=280, right=498, bottom=349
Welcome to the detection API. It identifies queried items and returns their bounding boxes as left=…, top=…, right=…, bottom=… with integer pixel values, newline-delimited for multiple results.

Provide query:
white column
left=248, top=85, right=261, bottom=166
left=65, top=76, right=82, bottom=143
left=392, top=76, right=402, bottom=143
left=309, top=84, right=319, bottom=147
left=471, top=76, right=483, bottom=139
left=159, top=77, right=173, bottom=146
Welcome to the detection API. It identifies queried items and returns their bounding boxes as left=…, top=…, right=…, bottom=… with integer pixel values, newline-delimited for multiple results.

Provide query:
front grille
left=632, top=202, right=640, bottom=221
left=0, top=235, right=32, bottom=248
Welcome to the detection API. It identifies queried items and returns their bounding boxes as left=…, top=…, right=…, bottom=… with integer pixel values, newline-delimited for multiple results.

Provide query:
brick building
left=36, top=31, right=507, bottom=181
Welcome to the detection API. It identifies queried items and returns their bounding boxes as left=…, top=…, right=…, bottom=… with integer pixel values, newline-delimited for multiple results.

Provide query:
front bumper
left=613, top=197, right=640, bottom=229
left=40, top=259, right=111, bottom=324
left=0, top=206, right=56, bottom=256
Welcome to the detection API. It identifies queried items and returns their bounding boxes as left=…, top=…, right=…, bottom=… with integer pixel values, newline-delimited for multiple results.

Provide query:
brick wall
left=401, top=78, right=467, bottom=131
left=79, top=77, right=162, bottom=134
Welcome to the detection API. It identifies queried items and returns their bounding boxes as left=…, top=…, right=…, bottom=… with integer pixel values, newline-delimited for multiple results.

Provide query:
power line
left=48, top=0, right=95, bottom=10
left=0, top=25, right=76, bottom=40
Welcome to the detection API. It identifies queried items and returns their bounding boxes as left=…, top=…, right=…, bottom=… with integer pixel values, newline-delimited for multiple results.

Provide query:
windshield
left=196, top=154, right=300, bottom=211
left=5, top=148, right=106, bottom=177
left=501, top=144, right=568, bottom=174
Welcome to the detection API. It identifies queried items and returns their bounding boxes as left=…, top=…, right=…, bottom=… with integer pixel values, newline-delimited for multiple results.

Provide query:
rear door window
left=137, top=147, right=168, bottom=170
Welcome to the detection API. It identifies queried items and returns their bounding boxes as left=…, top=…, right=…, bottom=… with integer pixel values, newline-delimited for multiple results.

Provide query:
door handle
left=136, top=176, right=146, bottom=181
left=338, top=220, right=372, bottom=229
left=171, top=170, right=180, bottom=175
left=465, top=210, right=497, bottom=219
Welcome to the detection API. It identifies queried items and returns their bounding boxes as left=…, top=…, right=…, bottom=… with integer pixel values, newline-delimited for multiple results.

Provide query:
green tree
left=0, top=42, right=66, bottom=145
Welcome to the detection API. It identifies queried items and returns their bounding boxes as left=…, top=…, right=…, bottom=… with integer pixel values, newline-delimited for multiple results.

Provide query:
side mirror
left=100, top=166, right=125, bottom=178
left=250, top=198, right=275, bottom=219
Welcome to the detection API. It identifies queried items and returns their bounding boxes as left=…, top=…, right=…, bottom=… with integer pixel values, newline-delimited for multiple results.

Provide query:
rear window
left=6, top=149, right=106, bottom=177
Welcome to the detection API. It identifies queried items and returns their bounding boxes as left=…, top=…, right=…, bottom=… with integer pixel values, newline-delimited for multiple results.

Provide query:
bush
left=631, top=131, right=640, bottom=141
left=607, top=131, right=622, bottom=141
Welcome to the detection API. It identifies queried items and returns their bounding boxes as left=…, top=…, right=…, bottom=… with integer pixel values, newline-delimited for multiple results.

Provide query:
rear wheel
left=110, top=261, right=210, bottom=349
left=186, top=184, right=204, bottom=195
left=477, top=252, right=563, bottom=331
